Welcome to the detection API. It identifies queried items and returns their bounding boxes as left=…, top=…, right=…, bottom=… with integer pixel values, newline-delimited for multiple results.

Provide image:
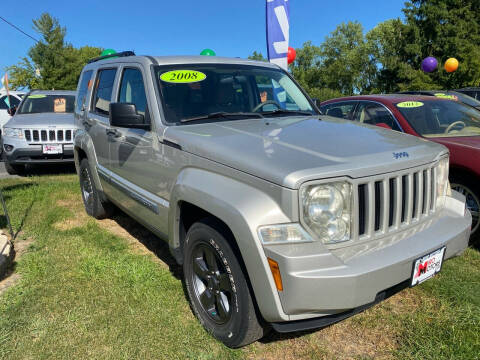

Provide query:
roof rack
left=87, top=51, right=136, bottom=64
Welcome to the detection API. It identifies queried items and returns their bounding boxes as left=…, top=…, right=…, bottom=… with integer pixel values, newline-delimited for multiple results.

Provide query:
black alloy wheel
left=183, top=219, right=265, bottom=348
left=191, top=243, right=233, bottom=324
left=79, top=158, right=112, bottom=219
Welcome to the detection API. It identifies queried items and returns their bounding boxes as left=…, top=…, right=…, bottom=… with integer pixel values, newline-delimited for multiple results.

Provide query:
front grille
left=356, top=164, right=437, bottom=238
left=23, top=129, right=75, bottom=143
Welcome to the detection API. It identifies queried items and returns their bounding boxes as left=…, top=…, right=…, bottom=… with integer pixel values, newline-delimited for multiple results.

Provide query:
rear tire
left=451, top=174, right=480, bottom=246
left=183, top=219, right=265, bottom=348
left=79, top=158, right=113, bottom=219
left=4, top=161, right=24, bottom=176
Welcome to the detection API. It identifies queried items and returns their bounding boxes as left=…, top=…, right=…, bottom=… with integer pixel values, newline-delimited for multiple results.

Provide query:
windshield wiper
left=181, top=112, right=264, bottom=123
left=260, top=109, right=314, bottom=117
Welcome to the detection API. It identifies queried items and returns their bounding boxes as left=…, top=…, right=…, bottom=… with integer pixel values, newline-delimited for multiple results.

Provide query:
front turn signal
left=268, top=258, right=283, bottom=291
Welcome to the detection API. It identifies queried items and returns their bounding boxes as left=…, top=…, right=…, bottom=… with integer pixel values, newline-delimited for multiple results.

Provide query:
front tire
left=451, top=175, right=479, bottom=245
left=79, top=158, right=112, bottom=219
left=183, top=219, right=264, bottom=348
left=4, top=161, right=24, bottom=176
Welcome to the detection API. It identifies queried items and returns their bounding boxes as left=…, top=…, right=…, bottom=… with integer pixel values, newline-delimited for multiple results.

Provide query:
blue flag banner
left=266, top=0, right=290, bottom=70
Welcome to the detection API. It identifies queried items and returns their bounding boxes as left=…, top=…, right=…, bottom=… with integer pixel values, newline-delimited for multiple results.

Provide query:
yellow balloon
left=445, top=58, right=459, bottom=73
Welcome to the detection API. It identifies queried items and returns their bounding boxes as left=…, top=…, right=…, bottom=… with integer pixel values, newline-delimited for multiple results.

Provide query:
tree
left=6, top=13, right=102, bottom=90
left=248, top=51, right=267, bottom=61
left=319, top=22, right=376, bottom=95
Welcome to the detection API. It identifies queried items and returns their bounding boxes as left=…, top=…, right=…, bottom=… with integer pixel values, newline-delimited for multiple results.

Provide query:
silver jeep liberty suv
left=74, top=51, right=471, bottom=348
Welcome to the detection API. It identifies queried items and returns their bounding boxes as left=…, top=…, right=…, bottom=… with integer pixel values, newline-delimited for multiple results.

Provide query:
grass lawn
left=0, top=173, right=478, bottom=360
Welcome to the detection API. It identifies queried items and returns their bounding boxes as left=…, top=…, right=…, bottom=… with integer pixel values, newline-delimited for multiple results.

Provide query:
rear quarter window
left=76, top=70, right=93, bottom=113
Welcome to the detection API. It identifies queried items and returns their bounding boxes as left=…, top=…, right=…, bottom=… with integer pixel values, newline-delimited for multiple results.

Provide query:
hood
left=165, top=116, right=447, bottom=189
left=5, top=112, right=75, bottom=128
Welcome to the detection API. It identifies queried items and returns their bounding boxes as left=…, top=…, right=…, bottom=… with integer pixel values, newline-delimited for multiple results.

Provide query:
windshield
left=154, top=64, right=316, bottom=123
left=396, top=99, right=480, bottom=137
left=18, top=94, right=75, bottom=114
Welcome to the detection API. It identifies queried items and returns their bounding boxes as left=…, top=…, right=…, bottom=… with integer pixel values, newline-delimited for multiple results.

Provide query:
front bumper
left=262, top=194, right=470, bottom=325
left=3, top=141, right=74, bottom=164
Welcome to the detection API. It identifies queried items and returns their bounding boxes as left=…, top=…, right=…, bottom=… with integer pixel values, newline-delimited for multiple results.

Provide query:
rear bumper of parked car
left=2, top=141, right=74, bottom=164
left=261, top=194, right=471, bottom=328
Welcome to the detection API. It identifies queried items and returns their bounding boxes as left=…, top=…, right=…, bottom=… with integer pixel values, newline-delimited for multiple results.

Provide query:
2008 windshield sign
left=393, top=152, right=409, bottom=159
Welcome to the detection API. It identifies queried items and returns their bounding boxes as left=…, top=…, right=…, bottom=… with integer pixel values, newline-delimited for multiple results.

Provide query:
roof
left=82, top=54, right=279, bottom=70
left=320, top=94, right=449, bottom=105
left=29, top=90, right=76, bottom=96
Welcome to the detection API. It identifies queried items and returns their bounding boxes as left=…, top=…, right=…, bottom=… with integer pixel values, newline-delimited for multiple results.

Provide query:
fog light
left=4, top=144, right=13, bottom=152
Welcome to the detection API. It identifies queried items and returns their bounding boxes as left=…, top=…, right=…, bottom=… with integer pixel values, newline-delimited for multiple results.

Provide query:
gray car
left=2, top=90, right=77, bottom=175
left=73, top=52, right=471, bottom=348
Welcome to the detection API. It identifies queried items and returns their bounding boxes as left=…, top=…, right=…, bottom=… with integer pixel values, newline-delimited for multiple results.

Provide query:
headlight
left=301, top=182, right=352, bottom=244
left=258, top=223, right=313, bottom=244
left=3, top=128, right=23, bottom=139
left=436, top=156, right=450, bottom=210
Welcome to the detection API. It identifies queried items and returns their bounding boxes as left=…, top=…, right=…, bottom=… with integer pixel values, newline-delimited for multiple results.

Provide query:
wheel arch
left=73, top=130, right=104, bottom=194
left=168, top=167, right=292, bottom=322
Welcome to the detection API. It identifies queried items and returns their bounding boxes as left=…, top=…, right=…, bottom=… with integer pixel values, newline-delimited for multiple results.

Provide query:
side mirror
left=7, top=106, right=16, bottom=116
left=109, top=103, right=150, bottom=130
left=312, top=98, right=319, bottom=106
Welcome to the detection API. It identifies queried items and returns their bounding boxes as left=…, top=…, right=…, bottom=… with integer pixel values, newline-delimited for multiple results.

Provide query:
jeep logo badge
left=393, top=152, right=409, bottom=159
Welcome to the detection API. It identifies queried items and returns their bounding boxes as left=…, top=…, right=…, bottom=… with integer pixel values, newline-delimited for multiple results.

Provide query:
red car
left=320, top=95, right=480, bottom=243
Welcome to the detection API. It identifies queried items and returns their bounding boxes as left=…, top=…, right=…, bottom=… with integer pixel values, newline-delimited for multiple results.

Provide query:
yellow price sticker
left=29, top=94, right=47, bottom=99
left=160, top=70, right=206, bottom=83
left=396, top=101, right=424, bottom=108
left=434, top=93, right=458, bottom=100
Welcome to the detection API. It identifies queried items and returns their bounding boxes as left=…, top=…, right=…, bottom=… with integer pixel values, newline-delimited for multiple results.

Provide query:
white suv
left=0, top=91, right=24, bottom=135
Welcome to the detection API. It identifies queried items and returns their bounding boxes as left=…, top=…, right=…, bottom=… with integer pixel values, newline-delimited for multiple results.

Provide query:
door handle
left=106, top=128, right=121, bottom=138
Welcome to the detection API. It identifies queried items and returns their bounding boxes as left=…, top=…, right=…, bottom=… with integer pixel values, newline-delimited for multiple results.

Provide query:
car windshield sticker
left=434, top=93, right=458, bottom=100
left=28, top=94, right=46, bottom=99
left=54, top=98, right=66, bottom=112
left=396, top=101, right=424, bottom=108
left=160, top=70, right=207, bottom=83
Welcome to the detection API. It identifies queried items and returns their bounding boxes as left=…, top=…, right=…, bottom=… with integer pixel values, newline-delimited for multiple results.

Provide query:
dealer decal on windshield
left=396, top=101, right=424, bottom=108
left=160, top=70, right=206, bottom=83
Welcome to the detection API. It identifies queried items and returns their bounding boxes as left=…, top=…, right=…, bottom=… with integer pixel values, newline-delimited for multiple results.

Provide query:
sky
left=0, top=0, right=406, bottom=76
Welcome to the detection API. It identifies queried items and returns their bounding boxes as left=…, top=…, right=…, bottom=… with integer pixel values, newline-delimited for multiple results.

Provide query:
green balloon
left=200, top=48, right=216, bottom=56
left=101, top=49, right=117, bottom=57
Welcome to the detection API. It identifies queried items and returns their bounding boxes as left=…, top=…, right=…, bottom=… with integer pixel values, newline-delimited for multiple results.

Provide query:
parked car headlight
left=3, top=128, right=23, bottom=139
left=436, top=156, right=451, bottom=210
left=301, top=182, right=352, bottom=244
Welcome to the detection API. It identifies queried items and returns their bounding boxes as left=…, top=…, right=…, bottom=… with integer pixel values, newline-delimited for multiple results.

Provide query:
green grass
left=0, top=174, right=478, bottom=360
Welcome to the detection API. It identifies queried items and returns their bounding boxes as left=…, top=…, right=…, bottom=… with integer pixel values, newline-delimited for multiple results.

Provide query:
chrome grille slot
left=22, top=128, right=75, bottom=143
left=356, top=164, right=437, bottom=240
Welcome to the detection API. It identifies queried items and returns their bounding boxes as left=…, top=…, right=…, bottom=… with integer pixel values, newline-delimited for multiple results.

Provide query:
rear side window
left=118, top=68, right=148, bottom=119
left=92, top=68, right=117, bottom=116
left=76, top=70, right=93, bottom=113
left=324, top=101, right=357, bottom=119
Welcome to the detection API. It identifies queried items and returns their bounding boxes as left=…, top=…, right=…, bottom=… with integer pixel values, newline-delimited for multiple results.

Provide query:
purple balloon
left=421, top=57, right=438, bottom=73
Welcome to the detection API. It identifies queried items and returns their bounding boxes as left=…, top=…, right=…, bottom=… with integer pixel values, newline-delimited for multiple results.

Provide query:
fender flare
left=168, top=167, right=292, bottom=321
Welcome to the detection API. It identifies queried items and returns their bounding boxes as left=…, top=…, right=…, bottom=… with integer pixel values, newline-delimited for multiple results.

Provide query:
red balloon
left=287, top=47, right=296, bottom=64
